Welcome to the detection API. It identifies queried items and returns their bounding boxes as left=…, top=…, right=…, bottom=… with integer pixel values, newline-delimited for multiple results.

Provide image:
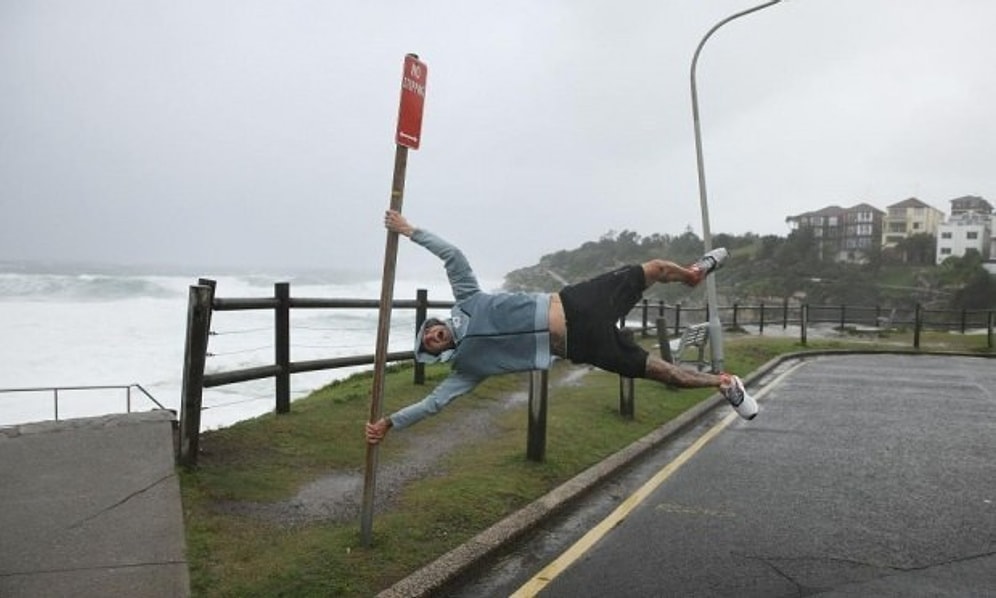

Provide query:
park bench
left=664, top=322, right=710, bottom=371
left=849, top=308, right=897, bottom=336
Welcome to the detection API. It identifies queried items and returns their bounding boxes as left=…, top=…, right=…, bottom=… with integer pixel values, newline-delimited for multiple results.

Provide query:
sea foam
left=0, top=266, right=480, bottom=429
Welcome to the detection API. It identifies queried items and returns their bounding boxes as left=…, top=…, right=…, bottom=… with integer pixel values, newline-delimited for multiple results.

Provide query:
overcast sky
left=2, top=0, right=995, bottom=281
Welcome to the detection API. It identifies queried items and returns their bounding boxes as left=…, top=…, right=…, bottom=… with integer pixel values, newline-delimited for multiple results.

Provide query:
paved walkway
left=0, top=411, right=189, bottom=597
left=525, top=353, right=996, bottom=596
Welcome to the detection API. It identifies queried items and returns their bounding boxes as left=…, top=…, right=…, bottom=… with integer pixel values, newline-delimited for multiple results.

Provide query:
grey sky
left=2, top=0, right=994, bottom=281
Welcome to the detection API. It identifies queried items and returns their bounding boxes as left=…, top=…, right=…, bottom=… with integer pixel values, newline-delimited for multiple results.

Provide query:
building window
left=913, top=222, right=921, bottom=230
left=967, top=231, right=978, bottom=240
left=941, top=232, right=952, bottom=239
left=940, top=248, right=952, bottom=255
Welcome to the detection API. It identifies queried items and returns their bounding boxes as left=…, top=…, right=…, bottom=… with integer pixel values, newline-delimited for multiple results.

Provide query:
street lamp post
left=690, top=0, right=782, bottom=373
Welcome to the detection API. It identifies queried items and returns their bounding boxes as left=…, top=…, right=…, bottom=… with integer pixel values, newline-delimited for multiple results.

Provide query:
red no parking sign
left=396, top=54, right=427, bottom=149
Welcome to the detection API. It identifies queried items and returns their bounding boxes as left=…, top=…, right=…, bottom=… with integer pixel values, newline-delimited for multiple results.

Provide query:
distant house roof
left=949, top=195, right=993, bottom=213
left=887, top=197, right=934, bottom=209
left=786, top=203, right=885, bottom=224
left=785, top=205, right=845, bottom=222
left=848, top=202, right=885, bottom=215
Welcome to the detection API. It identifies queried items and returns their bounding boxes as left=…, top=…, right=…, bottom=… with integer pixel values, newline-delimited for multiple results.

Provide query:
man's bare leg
left=644, top=356, right=759, bottom=419
left=644, top=355, right=722, bottom=388
left=641, top=259, right=699, bottom=288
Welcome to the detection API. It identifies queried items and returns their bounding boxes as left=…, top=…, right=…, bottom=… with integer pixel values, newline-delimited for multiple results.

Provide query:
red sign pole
left=361, top=53, right=427, bottom=547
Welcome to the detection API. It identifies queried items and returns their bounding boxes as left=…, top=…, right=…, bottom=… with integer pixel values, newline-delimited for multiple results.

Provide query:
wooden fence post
left=985, top=309, right=992, bottom=348
left=414, top=288, right=428, bottom=385
left=619, top=375, right=635, bottom=420
left=179, top=284, right=213, bottom=467
left=618, top=328, right=635, bottom=419
left=801, top=303, right=808, bottom=346
left=657, top=317, right=673, bottom=362
left=197, top=278, right=217, bottom=328
left=641, top=299, right=649, bottom=337
left=759, top=302, right=765, bottom=334
left=914, top=303, right=922, bottom=349
left=527, top=370, right=548, bottom=462
left=275, top=282, right=290, bottom=414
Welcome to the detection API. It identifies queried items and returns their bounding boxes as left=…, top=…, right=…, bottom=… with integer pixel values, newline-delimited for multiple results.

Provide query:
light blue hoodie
left=389, top=228, right=552, bottom=429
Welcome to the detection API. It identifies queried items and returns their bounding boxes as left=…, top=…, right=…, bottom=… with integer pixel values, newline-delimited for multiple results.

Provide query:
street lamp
left=690, top=0, right=782, bottom=373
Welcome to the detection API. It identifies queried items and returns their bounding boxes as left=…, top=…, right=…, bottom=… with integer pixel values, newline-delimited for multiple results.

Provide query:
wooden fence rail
left=178, top=280, right=994, bottom=466
left=179, top=280, right=456, bottom=465
left=635, top=299, right=994, bottom=340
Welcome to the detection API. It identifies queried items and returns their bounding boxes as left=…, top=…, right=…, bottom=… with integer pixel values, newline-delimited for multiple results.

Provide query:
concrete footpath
left=0, top=410, right=189, bottom=597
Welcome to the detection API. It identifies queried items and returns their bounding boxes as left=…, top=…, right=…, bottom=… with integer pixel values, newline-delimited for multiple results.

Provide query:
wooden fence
left=178, top=279, right=448, bottom=465
left=178, top=279, right=994, bottom=466
left=635, top=298, right=995, bottom=341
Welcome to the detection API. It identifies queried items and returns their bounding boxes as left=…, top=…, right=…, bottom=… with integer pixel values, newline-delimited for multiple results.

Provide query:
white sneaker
left=719, top=374, right=758, bottom=420
left=688, top=247, right=729, bottom=285
left=695, top=247, right=728, bottom=273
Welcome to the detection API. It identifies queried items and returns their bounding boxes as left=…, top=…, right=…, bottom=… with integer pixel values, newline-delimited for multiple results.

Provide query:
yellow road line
left=509, top=411, right=735, bottom=597
left=510, top=365, right=799, bottom=598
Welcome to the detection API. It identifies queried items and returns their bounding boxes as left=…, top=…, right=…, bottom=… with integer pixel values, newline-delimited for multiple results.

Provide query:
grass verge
left=180, top=333, right=993, bottom=596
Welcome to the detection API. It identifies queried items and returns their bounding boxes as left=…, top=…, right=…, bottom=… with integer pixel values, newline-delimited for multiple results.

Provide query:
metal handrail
left=0, top=383, right=168, bottom=422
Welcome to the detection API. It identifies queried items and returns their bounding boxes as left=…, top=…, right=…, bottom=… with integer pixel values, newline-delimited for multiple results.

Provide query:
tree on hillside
left=896, top=233, right=936, bottom=265
left=502, top=227, right=983, bottom=311
left=777, top=228, right=820, bottom=270
left=755, top=235, right=785, bottom=261
left=943, top=251, right=996, bottom=310
left=668, top=226, right=705, bottom=262
left=951, top=269, right=996, bottom=310
left=938, top=249, right=984, bottom=284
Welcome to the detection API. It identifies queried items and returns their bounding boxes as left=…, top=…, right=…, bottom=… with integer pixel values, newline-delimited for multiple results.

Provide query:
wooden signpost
left=361, top=53, right=427, bottom=546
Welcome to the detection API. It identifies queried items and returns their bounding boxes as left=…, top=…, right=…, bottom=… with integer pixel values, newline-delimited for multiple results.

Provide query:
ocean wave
left=0, top=273, right=179, bottom=301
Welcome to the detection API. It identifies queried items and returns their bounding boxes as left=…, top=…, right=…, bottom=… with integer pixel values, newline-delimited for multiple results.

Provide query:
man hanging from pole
left=365, top=209, right=758, bottom=445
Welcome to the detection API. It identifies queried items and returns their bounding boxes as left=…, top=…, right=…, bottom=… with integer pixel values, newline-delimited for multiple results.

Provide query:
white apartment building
left=935, top=195, right=993, bottom=264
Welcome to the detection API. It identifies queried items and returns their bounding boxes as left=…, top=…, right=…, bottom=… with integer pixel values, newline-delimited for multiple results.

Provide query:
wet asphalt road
left=451, top=353, right=996, bottom=597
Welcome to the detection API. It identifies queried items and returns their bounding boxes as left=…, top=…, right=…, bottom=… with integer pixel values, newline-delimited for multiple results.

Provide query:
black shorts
left=558, top=264, right=648, bottom=378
